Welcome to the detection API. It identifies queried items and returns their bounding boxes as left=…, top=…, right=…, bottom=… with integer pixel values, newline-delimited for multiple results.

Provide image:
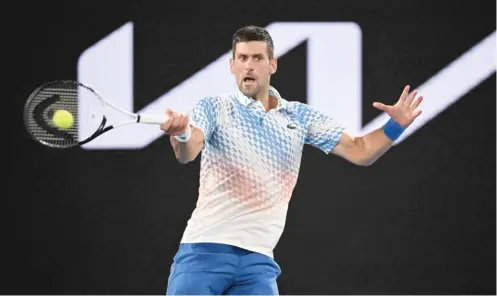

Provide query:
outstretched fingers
left=372, top=101, right=391, bottom=112
left=410, top=95, right=423, bottom=110
left=399, top=85, right=410, bottom=102
left=405, top=89, right=418, bottom=106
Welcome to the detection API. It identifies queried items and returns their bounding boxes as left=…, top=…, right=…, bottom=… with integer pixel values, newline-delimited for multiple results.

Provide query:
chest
left=209, top=103, right=306, bottom=168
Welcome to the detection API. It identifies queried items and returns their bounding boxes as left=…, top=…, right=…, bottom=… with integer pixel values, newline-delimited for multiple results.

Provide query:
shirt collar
left=235, top=85, right=289, bottom=111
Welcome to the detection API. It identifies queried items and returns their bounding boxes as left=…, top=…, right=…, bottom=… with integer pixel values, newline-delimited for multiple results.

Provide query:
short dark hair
left=232, top=25, right=275, bottom=59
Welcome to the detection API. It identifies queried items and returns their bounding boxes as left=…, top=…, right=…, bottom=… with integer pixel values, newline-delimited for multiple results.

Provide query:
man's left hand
left=372, top=85, right=424, bottom=128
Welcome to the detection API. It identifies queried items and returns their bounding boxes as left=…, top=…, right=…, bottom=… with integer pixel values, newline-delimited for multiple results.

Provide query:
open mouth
left=243, top=77, right=256, bottom=83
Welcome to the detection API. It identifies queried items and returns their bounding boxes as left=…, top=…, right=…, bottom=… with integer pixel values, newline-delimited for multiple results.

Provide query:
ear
left=269, top=58, right=278, bottom=75
left=229, top=58, right=235, bottom=74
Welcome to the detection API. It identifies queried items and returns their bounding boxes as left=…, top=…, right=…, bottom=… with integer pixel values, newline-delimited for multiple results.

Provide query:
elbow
left=354, top=159, right=372, bottom=166
left=357, top=156, right=381, bottom=166
left=351, top=139, right=377, bottom=166
left=358, top=159, right=375, bottom=166
left=347, top=138, right=370, bottom=166
left=174, top=148, right=201, bottom=164
left=175, top=153, right=194, bottom=164
left=353, top=154, right=376, bottom=166
left=176, top=157, right=189, bottom=164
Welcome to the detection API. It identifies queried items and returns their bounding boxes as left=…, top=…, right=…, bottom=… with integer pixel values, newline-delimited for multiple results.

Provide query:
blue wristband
left=383, top=118, right=405, bottom=141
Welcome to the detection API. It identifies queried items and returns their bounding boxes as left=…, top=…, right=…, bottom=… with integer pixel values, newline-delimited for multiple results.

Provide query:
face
left=230, top=41, right=277, bottom=98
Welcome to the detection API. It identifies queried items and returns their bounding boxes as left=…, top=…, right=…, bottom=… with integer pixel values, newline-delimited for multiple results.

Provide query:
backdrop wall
left=8, top=0, right=496, bottom=294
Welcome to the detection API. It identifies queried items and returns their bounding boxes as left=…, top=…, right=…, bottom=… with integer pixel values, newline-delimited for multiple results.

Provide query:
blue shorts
left=166, top=242, right=281, bottom=295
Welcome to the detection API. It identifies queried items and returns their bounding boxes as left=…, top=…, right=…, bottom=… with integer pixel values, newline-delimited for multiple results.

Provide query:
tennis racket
left=23, top=80, right=190, bottom=148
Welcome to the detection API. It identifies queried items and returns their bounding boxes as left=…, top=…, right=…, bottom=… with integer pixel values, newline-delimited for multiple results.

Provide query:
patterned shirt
left=180, top=86, right=345, bottom=258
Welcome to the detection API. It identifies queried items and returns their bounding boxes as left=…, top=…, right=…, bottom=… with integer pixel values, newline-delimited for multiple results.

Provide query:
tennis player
left=160, top=25, right=423, bottom=295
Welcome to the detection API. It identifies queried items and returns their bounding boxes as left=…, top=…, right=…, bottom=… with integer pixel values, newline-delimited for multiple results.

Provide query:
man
left=160, top=25, right=423, bottom=295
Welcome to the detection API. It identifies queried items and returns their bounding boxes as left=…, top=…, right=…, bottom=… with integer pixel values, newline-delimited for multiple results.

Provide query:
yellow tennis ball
left=52, top=109, right=74, bottom=129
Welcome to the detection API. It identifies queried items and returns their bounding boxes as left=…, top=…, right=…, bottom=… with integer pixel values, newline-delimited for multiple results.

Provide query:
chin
left=239, top=86, right=260, bottom=98
left=241, top=90, right=257, bottom=98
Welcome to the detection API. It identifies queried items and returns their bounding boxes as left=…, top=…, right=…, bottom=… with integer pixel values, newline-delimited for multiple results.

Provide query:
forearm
left=333, top=85, right=422, bottom=166
left=170, top=127, right=204, bottom=164
left=354, top=128, right=394, bottom=166
left=334, top=118, right=405, bottom=166
left=355, top=118, right=405, bottom=165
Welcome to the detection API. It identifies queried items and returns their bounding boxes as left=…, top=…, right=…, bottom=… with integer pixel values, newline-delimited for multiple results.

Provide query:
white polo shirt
left=180, top=86, right=345, bottom=258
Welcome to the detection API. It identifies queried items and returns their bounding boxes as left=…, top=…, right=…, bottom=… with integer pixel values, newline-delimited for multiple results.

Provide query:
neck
left=255, top=91, right=269, bottom=103
left=254, top=85, right=275, bottom=111
left=254, top=87, right=274, bottom=111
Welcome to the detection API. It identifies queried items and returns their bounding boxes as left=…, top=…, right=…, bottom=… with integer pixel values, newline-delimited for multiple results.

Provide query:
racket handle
left=138, top=114, right=169, bottom=124
left=138, top=113, right=192, bottom=142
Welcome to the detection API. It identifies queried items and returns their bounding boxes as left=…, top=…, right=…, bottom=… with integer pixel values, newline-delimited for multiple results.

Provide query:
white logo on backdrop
left=77, top=22, right=496, bottom=150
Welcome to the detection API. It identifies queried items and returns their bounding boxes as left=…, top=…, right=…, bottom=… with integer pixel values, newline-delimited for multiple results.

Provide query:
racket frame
left=23, top=80, right=172, bottom=148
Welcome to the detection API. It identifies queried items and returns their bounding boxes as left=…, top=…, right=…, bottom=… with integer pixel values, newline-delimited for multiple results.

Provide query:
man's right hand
left=160, top=109, right=190, bottom=137
left=160, top=108, right=204, bottom=164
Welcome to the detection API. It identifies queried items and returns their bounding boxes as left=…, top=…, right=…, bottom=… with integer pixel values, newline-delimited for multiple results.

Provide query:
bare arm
left=160, top=109, right=205, bottom=164
left=169, top=126, right=204, bottom=164
left=332, top=85, right=424, bottom=166
left=331, top=128, right=394, bottom=166
left=162, top=97, right=219, bottom=163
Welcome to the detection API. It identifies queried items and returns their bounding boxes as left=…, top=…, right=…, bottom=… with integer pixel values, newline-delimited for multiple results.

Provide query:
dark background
left=7, top=0, right=496, bottom=294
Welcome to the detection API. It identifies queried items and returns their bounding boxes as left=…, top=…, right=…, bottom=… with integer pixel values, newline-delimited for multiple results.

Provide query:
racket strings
left=77, top=84, right=106, bottom=142
left=24, top=81, right=105, bottom=148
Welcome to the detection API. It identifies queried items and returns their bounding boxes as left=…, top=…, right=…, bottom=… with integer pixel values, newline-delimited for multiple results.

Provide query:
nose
left=244, top=59, right=254, bottom=71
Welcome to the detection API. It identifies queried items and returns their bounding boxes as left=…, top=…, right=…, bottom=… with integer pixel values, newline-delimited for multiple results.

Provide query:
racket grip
left=139, top=114, right=169, bottom=124
left=138, top=113, right=192, bottom=142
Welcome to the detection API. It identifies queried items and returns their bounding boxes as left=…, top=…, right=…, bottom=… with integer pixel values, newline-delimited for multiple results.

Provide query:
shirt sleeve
left=190, top=96, right=219, bottom=143
left=297, top=103, right=345, bottom=154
